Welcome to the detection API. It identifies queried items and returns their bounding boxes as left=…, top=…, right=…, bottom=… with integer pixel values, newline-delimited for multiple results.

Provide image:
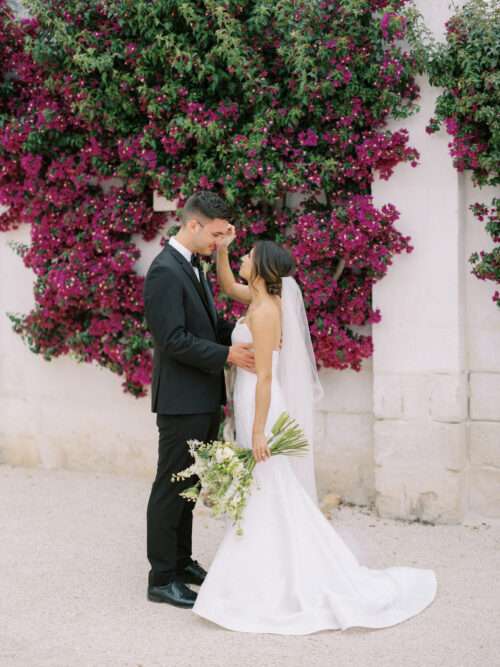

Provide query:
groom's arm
left=216, top=316, right=235, bottom=347
left=204, top=270, right=235, bottom=346
left=144, top=263, right=229, bottom=374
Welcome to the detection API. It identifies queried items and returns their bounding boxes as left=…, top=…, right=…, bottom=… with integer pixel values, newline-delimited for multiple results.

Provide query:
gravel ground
left=0, top=465, right=499, bottom=667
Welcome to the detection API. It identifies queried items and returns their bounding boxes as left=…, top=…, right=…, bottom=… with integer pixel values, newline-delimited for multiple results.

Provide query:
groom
left=143, top=191, right=254, bottom=608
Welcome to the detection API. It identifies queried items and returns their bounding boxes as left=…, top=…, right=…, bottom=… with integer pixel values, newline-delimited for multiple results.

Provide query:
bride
left=192, top=228, right=438, bottom=635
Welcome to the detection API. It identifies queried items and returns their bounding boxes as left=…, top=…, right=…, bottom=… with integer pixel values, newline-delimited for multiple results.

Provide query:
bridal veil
left=278, top=276, right=324, bottom=504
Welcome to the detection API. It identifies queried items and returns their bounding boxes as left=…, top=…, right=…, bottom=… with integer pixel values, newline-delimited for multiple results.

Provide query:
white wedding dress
left=192, top=318, right=438, bottom=635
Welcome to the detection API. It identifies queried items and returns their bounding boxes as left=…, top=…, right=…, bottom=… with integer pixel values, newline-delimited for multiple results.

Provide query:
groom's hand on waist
left=227, top=343, right=255, bottom=372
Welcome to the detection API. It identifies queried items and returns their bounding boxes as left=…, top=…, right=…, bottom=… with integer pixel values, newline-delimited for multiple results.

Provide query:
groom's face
left=190, top=217, right=230, bottom=256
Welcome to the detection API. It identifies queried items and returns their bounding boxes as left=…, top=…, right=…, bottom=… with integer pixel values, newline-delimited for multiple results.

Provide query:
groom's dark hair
left=179, top=191, right=233, bottom=225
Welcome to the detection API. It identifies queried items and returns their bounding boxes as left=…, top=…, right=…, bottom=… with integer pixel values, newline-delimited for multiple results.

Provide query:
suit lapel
left=199, top=270, right=218, bottom=326
left=165, top=244, right=217, bottom=332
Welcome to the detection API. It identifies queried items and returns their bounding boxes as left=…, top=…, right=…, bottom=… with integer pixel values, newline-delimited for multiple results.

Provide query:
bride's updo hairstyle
left=251, top=240, right=295, bottom=297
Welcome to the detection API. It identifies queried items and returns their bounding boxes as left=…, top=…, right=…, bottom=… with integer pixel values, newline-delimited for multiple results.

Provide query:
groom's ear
left=183, top=217, right=200, bottom=233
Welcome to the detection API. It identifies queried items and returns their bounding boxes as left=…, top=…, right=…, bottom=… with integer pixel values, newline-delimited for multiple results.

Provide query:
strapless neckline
left=234, top=318, right=281, bottom=354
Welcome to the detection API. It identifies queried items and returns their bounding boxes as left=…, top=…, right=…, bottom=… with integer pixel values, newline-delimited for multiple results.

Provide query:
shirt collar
left=169, top=237, right=192, bottom=264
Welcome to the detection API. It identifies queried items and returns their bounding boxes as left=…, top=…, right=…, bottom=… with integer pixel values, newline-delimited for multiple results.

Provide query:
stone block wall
left=1, top=0, right=499, bottom=523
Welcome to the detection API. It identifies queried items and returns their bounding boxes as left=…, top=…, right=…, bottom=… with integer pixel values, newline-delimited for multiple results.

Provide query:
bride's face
left=239, top=248, right=255, bottom=282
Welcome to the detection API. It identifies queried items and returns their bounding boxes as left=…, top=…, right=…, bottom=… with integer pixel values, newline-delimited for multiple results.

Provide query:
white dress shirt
left=169, top=237, right=200, bottom=280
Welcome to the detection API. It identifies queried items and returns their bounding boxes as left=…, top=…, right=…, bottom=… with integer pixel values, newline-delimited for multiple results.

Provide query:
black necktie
left=191, top=254, right=216, bottom=321
left=190, top=254, right=201, bottom=273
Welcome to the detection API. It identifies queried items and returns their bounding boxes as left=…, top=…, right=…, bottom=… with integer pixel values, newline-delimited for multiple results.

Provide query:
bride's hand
left=252, top=432, right=271, bottom=463
left=218, top=223, right=236, bottom=249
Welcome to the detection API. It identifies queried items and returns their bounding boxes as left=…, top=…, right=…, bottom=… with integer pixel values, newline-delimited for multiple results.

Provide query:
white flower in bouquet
left=171, top=412, right=309, bottom=536
left=215, top=445, right=235, bottom=463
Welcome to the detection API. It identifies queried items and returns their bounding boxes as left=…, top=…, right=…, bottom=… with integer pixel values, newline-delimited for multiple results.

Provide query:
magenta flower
left=298, top=129, right=319, bottom=147
left=0, top=0, right=422, bottom=393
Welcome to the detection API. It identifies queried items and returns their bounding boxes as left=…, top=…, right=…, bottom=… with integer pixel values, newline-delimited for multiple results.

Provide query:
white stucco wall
left=0, top=222, right=158, bottom=476
left=369, top=0, right=500, bottom=523
left=1, top=0, right=499, bottom=521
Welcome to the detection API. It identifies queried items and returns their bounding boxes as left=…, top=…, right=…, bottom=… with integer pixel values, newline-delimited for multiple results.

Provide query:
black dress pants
left=147, top=411, right=221, bottom=586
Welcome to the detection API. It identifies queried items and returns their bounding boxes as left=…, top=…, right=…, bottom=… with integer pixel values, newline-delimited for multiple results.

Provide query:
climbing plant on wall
left=411, top=0, right=500, bottom=309
left=0, top=0, right=422, bottom=396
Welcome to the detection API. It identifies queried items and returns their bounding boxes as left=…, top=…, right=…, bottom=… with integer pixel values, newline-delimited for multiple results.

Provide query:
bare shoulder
left=247, top=301, right=279, bottom=332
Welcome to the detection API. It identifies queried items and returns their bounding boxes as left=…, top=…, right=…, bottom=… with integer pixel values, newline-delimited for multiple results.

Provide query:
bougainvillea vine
left=415, top=0, right=500, bottom=309
left=0, top=0, right=422, bottom=395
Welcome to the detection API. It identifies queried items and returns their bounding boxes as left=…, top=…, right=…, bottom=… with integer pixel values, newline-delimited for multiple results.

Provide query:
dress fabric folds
left=192, top=321, right=438, bottom=635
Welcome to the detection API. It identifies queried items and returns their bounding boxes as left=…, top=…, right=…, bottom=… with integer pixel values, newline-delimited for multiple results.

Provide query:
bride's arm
left=250, top=307, right=275, bottom=463
left=216, top=226, right=251, bottom=305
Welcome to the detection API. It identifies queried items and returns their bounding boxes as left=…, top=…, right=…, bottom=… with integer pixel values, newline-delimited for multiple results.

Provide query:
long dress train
left=192, top=320, right=438, bottom=635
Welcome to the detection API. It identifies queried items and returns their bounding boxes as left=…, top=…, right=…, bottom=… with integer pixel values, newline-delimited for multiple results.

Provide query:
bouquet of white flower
left=171, top=411, right=309, bottom=535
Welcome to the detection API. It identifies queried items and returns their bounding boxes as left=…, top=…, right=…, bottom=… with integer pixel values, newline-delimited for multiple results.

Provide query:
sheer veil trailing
left=278, top=276, right=324, bottom=505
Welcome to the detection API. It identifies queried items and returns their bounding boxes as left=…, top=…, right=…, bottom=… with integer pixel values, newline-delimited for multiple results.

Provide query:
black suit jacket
left=143, top=243, right=235, bottom=415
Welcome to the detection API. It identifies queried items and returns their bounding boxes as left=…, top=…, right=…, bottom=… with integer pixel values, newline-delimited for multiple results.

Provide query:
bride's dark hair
left=252, top=240, right=295, bottom=296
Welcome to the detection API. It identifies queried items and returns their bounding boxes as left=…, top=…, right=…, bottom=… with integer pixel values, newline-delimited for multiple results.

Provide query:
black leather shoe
left=177, top=559, right=207, bottom=586
left=147, top=580, right=197, bottom=608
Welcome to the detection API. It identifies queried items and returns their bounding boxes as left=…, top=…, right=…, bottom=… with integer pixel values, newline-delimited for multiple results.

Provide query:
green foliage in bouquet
left=172, top=412, right=308, bottom=535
